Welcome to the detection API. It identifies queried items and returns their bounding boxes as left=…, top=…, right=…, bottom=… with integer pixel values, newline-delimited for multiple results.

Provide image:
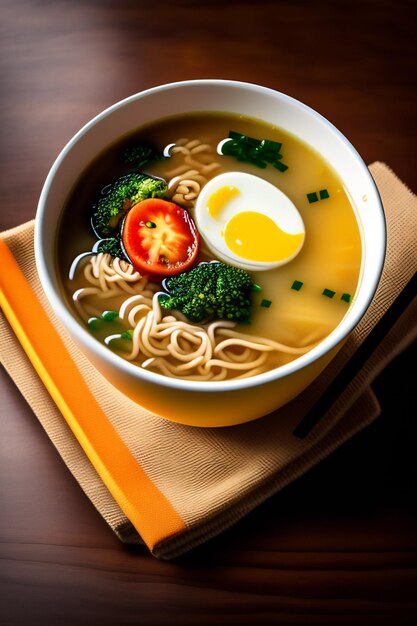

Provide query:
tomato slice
left=121, top=198, right=200, bottom=276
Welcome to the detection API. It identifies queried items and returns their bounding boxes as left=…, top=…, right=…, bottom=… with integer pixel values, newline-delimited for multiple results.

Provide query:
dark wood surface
left=1, top=1, right=416, bottom=624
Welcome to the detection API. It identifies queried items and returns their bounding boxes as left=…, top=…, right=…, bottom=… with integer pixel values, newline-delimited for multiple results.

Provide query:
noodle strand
left=70, top=254, right=315, bottom=380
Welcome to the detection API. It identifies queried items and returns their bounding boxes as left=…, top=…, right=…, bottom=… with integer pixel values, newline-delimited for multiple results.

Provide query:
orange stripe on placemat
left=0, top=239, right=186, bottom=549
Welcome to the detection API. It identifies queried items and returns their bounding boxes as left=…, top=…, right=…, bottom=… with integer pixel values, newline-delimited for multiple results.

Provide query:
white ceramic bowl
left=35, top=80, right=386, bottom=427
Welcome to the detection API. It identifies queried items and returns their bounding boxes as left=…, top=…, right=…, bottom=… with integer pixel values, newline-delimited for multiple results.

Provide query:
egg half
left=195, top=172, right=305, bottom=271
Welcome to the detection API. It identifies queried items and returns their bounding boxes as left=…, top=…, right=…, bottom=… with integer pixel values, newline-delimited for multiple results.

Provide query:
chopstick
left=0, top=238, right=185, bottom=547
left=293, top=269, right=417, bottom=438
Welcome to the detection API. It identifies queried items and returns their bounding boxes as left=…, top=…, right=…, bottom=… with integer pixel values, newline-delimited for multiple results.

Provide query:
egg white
left=195, top=172, right=305, bottom=271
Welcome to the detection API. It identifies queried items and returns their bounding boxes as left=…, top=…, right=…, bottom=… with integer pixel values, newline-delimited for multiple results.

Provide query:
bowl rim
left=35, top=78, right=386, bottom=393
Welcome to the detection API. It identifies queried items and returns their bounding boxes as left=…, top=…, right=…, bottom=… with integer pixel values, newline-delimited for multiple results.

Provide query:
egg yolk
left=207, top=185, right=240, bottom=218
left=224, top=211, right=304, bottom=263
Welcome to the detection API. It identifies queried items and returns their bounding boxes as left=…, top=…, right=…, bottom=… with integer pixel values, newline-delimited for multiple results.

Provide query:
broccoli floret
left=160, top=262, right=253, bottom=323
left=91, top=172, right=167, bottom=238
left=123, top=143, right=162, bottom=169
left=95, top=236, right=127, bottom=260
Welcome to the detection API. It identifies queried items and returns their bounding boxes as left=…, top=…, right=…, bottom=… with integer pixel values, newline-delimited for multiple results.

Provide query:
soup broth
left=57, top=112, right=362, bottom=380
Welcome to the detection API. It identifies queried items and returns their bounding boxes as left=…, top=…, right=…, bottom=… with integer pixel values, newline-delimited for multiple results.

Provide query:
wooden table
left=1, top=1, right=416, bottom=624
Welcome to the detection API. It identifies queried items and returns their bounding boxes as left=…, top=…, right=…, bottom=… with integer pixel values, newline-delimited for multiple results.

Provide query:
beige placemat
left=1, top=162, right=416, bottom=559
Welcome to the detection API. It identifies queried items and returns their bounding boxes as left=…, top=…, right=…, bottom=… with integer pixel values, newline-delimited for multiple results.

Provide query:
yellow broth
left=57, top=112, right=362, bottom=372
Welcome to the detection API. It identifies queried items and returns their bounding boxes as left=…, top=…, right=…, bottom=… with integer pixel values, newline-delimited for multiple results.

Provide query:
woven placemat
left=1, top=162, right=416, bottom=558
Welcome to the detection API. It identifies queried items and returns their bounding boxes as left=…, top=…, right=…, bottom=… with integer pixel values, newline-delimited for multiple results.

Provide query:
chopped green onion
left=121, top=329, right=134, bottom=340
left=220, top=131, right=288, bottom=172
left=307, top=192, right=319, bottom=203
left=88, top=311, right=120, bottom=330
left=251, top=283, right=262, bottom=292
left=228, top=131, right=259, bottom=147
left=260, top=299, right=272, bottom=308
left=146, top=221, right=156, bottom=228
left=87, top=317, right=101, bottom=330
left=341, top=293, right=351, bottom=303
left=101, top=310, right=119, bottom=321
left=322, top=288, right=336, bottom=298
left=260, top=138, right=282, bottom=152
left=307, top=189, right=330, bottom=203
left=273, top=161, right=288, bottom=172
left=291, top=280, right=303, bottom=291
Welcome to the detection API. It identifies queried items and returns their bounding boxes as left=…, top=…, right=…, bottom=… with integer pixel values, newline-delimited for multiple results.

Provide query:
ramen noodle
left=57, top=112, right=362, bottom=381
